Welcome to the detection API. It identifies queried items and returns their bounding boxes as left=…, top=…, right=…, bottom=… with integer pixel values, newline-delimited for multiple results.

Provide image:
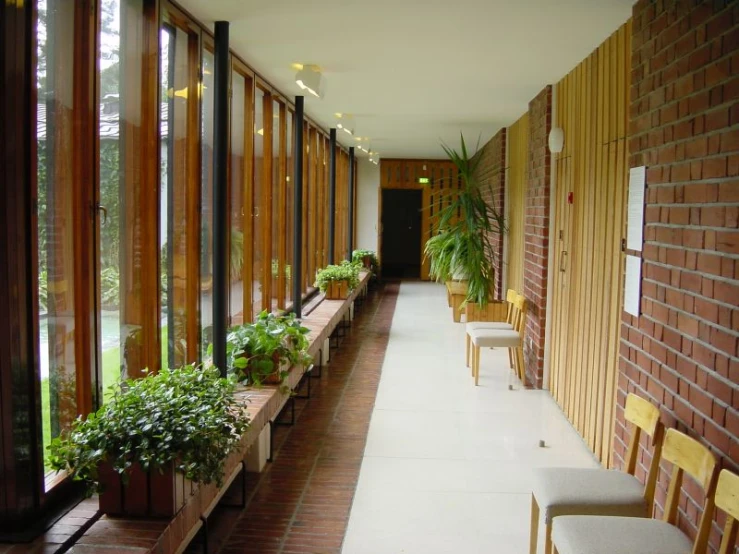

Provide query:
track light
left=295, top=65, right=324, bottom=99
left=335, top=113, right=354, bottom=136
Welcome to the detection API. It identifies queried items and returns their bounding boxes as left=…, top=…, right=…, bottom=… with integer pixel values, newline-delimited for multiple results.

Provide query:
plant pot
left=361, top=255, right=373, bottom=270
left=325, top=280, right=349, bottom=300
left=98, top=460, right=192, bottom=517
left=445, top=280, right=468, bottom=323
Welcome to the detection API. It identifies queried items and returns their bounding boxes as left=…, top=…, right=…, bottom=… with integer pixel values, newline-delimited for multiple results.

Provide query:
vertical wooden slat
left=547, top=21, right=631, bottom=465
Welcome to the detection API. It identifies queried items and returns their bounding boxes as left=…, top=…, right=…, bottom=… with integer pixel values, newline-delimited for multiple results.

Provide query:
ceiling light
left=295, top=65, right=324, bottom=99
left=334, top=113, right=354, bottom=136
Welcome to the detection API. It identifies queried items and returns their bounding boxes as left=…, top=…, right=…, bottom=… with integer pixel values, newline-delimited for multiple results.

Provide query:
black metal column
left=347, top=147, right=355, bottom=260
left=292, top=96, right=305, bottom=317
left=212, top=21, right=229, bottom=377
left=328, top=128, right=337, bottom=265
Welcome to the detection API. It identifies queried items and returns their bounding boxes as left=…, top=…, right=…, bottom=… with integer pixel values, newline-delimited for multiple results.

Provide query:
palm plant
left=424, top=134, right=506, bottom=306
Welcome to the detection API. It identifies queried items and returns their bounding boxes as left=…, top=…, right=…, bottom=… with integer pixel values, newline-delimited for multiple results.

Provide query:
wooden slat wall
left=548, top=21, right=631, bottom=466
left=505, top=113, right=528, bottom=295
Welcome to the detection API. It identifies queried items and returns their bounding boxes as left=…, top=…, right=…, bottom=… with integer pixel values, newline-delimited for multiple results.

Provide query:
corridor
left=341, top=282, right=597, bottom=553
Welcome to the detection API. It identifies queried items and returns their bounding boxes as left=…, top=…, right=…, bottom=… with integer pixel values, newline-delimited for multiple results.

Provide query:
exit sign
left=417, top=177, right=430, bottom=184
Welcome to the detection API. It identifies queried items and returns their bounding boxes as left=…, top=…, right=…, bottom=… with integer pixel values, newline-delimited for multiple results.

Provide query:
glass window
left=271, top=99, right=282, bottom=310
left=97, top=0, right=151, bottom=399
left=159, top=22, right=197, bottom=369
left=230, top=70, right=246, bottom=325
left=37, top=0, right=80, bottom=483
left=252, top=87, right=265, bottom=319
left=200, top=46, right=214, bottom=352
left=285, top=110, right=294, bottom=304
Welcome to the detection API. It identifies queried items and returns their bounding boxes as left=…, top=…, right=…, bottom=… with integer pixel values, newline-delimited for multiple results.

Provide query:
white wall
left=356, top=159, right=380, bottom=252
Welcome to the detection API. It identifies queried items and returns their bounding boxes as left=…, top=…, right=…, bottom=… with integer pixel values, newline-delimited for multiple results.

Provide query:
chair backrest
left=715, top=469, right=739, bottom=554
left=661, top=429, right=718, bottom=553
left=623, top=394, right=664, bottom=510
left=505, top=289, right=517, bottom=323
left=513, top=294, right=527, bottom=333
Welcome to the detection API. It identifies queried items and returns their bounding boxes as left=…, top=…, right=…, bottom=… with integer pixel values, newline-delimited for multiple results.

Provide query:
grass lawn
left=42, top=325, right=169, bottom=471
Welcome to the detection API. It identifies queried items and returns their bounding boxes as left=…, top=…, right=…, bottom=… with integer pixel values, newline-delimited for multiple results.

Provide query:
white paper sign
left=627, top=166, right=646, bottom=251
left=624, top=255, right=642, bottom=317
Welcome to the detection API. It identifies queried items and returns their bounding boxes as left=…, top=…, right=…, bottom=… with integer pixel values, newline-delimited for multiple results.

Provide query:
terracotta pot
left=98, top=460, right=192, bottom=517
left=361, top=255, right=373, bottom=269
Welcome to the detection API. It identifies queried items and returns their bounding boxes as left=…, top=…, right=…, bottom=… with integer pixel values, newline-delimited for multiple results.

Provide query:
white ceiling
left=178, top=0, right=633, bottom=160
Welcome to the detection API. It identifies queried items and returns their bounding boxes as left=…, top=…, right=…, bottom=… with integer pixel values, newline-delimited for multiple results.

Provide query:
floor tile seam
left=277, top=285, right=399, bottom=554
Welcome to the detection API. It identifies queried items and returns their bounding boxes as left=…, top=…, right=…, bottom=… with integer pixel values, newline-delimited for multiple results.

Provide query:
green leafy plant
left=225, top=311, right=311, bottom=387
left=352, top=249, right=379, bottom=274
left=38, top=270, right=48, bottom=312
left=424, top=134, right=506, bottom=306
left=315, top=260, right=361, bottom=293
left=47, top=365, right=249, bottom=492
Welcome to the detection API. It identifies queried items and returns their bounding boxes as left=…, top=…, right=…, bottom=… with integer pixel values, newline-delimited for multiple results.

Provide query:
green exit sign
left=417, top=177, right=430, bottom=184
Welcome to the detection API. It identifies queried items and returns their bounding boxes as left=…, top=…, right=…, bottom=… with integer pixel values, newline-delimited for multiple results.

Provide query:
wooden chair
left=465, top=288, right=517, bottom=368
left=715, top=469, right=739, bottom=554
left=551, top=428, right=718, bottom=554
left=529, top=393, right=664, bottom=554
left=469, top=294, right=526, bottom=385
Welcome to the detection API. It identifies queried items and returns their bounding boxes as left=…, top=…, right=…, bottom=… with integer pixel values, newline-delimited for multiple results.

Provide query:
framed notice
left=627, top=166, right=646, bottom=251
left=624, top=255, right=642, bottom=317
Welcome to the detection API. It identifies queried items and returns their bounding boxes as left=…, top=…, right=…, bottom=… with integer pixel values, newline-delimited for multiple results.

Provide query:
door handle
left=96, top=203, right=108, bottom=225
left=559, top=251, right=568, bottom=273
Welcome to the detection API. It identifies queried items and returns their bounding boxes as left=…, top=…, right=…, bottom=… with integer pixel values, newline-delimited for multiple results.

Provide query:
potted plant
left=351, top=249, right=379, bottom=274
left=423, top=135, right=506, bottom=320
left=226, top=311, right=311, bottom=387
left=315, top=261, right=361, bottom=299
left=47, top=365, right=249, bottom=517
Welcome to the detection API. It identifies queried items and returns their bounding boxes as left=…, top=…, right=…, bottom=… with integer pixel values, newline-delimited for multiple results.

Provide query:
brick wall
left=617, top=1, right=738, bottom=551
left=523, top=86, right=552, bottom=389
left=474, top=128, right=507, bottom=299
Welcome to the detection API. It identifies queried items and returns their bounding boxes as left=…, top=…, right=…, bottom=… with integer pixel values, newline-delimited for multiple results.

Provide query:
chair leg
left=474, top=345, right=480, bottom=386
left=529, top=494, right=539, bottom=554
left=465, top=333, right=470, bottom=367
left=470, top=343, right=475, bottom=377
left=545, top=522, right=553, bottom=554
left=507, top=347, right=514, bottom=369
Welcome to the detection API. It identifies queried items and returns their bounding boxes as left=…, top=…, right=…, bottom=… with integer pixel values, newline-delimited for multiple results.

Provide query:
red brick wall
left=474, top=129, right=507, bottom=299
left=523, top=86, right=552, bottom=389
left=617, top=1, right=738, bottom=551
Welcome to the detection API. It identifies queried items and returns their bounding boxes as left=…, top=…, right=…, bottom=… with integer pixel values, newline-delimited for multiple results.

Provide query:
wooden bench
left=66, top=270, right=372, bottom=554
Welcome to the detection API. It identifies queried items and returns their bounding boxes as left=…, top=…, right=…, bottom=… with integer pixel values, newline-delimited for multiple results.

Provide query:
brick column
left=523, top=86, right=552, bottom=389
left=474, top=129, right=506, bottom=298
left=617, top=1, right=738, bottom=549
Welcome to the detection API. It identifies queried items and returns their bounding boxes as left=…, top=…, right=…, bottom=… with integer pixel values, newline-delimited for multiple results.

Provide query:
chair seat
left=532, top=468, right=647, bottom=523
left=552, top=515, right=693, bottom=554
left=465, top=321, right=514, bottom=332
left=469, top=328, right=521, bottom=348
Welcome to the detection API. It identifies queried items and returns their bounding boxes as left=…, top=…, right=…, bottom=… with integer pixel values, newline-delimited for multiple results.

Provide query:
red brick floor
left=213, top=282, right=399, bottom=554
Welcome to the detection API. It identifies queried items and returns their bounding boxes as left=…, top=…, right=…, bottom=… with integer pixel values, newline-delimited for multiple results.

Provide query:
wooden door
left=547, top=21, right=630, bottom=466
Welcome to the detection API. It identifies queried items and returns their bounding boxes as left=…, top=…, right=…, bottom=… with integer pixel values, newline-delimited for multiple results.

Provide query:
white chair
left=468, top=294, right=526, bottom=385
left=465, top=288, right=517, bottom=368
left=551, top=429, right=718, bottom=554
left=529, top=393, right=664, bottom=554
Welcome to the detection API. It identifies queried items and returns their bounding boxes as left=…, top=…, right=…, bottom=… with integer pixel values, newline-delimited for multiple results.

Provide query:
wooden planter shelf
left=67, top=270, right=373, bottom=554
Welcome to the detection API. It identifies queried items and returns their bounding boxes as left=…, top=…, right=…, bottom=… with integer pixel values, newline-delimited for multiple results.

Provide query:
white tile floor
left=342, top=281, right=599, bottom=554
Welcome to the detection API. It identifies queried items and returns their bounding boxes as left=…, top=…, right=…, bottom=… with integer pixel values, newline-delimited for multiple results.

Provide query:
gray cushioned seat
left=465, top=321, right=514, bottom=332
left=552, top=515, right=693, bottom=554
left=532, top=468, right=647, bottom=523
left=469, top=328, right=521, bottom=348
